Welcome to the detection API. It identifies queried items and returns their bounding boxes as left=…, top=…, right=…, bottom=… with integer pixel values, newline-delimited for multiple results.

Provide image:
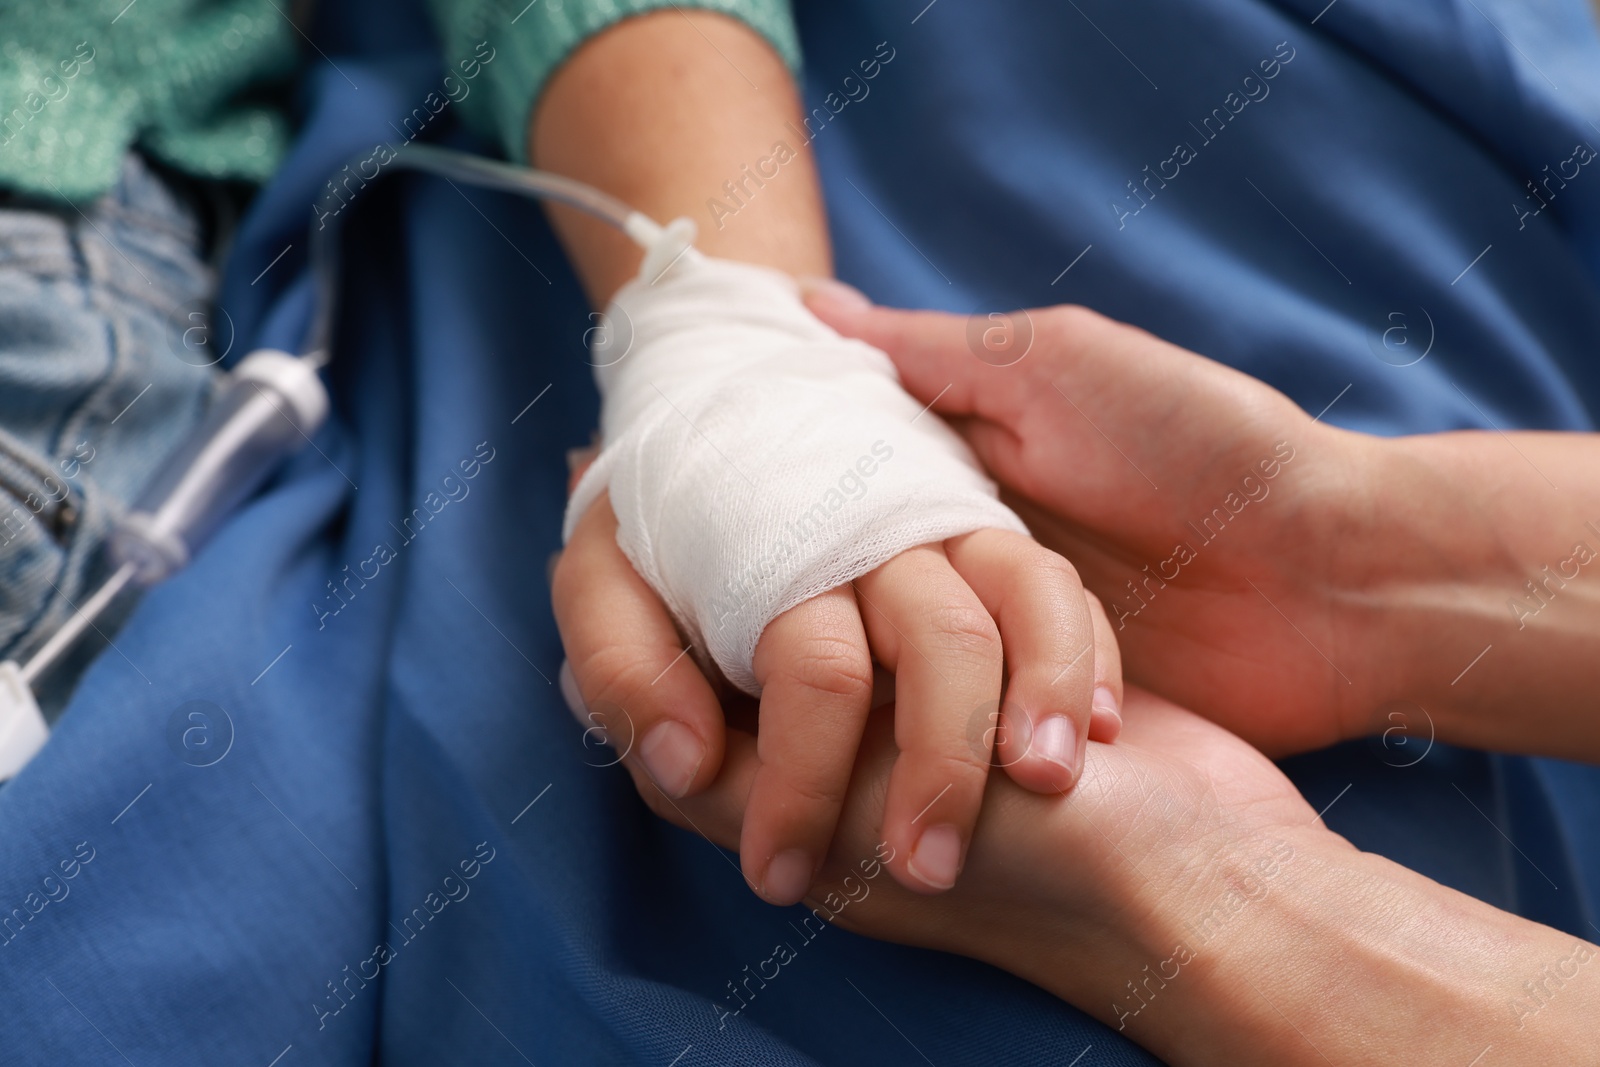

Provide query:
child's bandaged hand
left=553, top=253, right=1123, bottom=904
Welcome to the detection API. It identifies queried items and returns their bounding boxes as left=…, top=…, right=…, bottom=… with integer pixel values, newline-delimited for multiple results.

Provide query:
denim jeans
left=0, top=153, right=219, bottom=707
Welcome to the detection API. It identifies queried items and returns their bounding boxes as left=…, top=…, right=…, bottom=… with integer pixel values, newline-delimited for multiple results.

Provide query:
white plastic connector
left=112, top=511, right=191, bottom=583
left=233, top=349, right=331, bottom=432
left=0, top=659, right=48, bottom=782
left=622, top=211, right=665, bottom=249
left=636, top=216, right=701, bottom=285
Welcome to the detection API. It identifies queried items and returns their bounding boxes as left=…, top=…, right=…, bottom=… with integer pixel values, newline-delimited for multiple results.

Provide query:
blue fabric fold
left=2, top=0, right=1597, bottom=1063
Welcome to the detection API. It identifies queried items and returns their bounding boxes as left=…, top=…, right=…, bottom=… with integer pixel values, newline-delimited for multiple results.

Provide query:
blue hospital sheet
left=1, top=0, right=1598, bottom=1064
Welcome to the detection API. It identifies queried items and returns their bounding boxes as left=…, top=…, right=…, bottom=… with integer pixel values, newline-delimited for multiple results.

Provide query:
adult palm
left=637, top=684, right=1322, bottom=1019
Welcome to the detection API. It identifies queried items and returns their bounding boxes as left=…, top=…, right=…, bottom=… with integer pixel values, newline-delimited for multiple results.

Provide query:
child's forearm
left=529, top=8, right=831, bottom=305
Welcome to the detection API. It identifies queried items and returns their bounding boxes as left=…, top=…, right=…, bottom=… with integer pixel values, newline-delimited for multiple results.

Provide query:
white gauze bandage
left=563, top=249, right=1027, bottom=695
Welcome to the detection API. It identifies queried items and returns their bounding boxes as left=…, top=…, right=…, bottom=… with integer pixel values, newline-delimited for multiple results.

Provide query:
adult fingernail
left=639, top=720, right=706, bottom=799
left=763, top=848, right=813, bottom=906
left=1033, top=714, right=1078, bottom=770
left=798, top=276, right=871, bottom=312
left=565, top=448, right=588, bottom=474
left=558, top=660, right=586, bottom=724
left=908, top=824, right=962, bottom=890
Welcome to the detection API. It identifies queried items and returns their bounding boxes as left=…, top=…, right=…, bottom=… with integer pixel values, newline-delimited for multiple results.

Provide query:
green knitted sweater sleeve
left=0, top=1, right=797, bottom=201
left=423, top=0, right=801, bottom=163
left=0, top=1, right=297, bottom=202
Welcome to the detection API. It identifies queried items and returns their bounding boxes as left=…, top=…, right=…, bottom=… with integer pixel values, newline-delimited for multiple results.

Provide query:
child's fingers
left=631, top=722, right=761, bottom=849
left=742, top=588, right=875, bottom=906
left=945, top=529, right=1096, bottom=794
left=550, top=491, right=725, bottom=799
left=1083, top=590, right=1124, bottom=743
left=855, top=545, right=1004, bottom=894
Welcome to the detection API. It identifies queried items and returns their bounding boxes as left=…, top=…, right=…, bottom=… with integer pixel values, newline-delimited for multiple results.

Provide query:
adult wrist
left=1251, top=421, right=1424, bottom=743
left=1178, top=836, right=1599, bottom=1065
left=1062, top=822, right=1597, bottom=1066
left=956, top=785, right=1346, bottom=1049
left=1352, top=431, right=1600, bottom=760
left=1309, top=428, right=1510, bottom=744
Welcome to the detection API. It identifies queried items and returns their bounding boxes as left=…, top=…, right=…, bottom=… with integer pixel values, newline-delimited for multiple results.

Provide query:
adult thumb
left=799, top=278, right=1007, bottom=420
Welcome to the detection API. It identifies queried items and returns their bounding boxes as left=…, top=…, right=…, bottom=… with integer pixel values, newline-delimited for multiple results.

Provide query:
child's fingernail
left=639, top=720, right=706, bottom=799
left=763, top=848, right=813, bottom=906
left=1089, top=688, right=1123, bottom=744
left=908, top=823, right=962, bottom=890
left=798, top=276, right=871, bottom=311
left=1032, top=714, right=1078, bottom=770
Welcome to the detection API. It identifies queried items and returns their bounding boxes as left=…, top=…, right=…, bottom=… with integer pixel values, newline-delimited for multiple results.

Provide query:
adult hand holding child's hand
left=804, top=287, right=1600, bottom=765
left=555, top=277, right=1600, bottom=1065
left=802, top=284, right=1382, bottom=755
left=551, top=254, right=1123, bottom=908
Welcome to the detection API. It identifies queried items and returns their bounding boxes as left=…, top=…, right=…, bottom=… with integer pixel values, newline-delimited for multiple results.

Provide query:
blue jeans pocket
left=0, top=427, right=75, bottom=660
left=0, top=153, right=218, bottom=675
